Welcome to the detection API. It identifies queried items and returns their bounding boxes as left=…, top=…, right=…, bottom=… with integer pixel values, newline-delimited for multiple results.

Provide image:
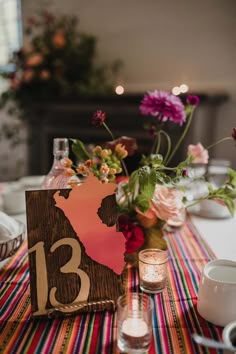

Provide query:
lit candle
left=141, top=266, right=166, bottom=291
left=122, top=317, right=148, bottom=337
left=143, top=267, right=164, bottom=282
left=117, top=293, right=153, bottom=353
left=139, top=249, right=168, bottom=293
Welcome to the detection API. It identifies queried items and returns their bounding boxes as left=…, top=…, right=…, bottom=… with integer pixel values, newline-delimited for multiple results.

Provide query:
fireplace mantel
left=27, top=93, right=228, bottom=175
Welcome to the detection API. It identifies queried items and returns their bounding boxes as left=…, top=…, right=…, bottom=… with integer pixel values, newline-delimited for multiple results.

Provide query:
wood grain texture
left=26, top=189, right=125, bottom=316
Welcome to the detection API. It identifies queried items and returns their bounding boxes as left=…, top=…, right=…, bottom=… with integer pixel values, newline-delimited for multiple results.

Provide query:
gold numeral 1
left=28, top=241, right=49, bottom=316
left=28, top=238, right=90, bottom=315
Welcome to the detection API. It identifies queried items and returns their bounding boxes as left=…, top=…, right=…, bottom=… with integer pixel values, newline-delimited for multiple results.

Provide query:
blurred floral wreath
left=0, top=10, right=122, bottom=120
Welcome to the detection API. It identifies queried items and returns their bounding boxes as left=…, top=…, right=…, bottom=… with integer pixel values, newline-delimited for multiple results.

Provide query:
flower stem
left=206, top=136, right=232, bottom=150
left=166, top=107, right=195, bottom=166
left=151, top=133, right=159, bottom=154
left=103, top=121, right=129, bottom=177
left=186, top=197, right=208, bottom=209
left=155, top=131, right=161, bottom=154
left=158, top=166, right=178, bottom=171
left=103, top=122, right=115, bottom=140
left=121, top=160, right=129, bottom=177
left=161, top=130, right=172, bottom=164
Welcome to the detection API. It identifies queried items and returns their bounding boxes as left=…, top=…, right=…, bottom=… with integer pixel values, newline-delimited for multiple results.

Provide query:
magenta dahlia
left=140, top=90, right=186, bottom=126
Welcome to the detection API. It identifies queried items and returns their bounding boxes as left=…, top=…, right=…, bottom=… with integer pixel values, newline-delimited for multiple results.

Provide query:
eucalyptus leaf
left=71, top=139, right=91, bottom=162
left=135, top=195, right=150, bottom=213
left=223, top=198, right=235, bottom=216
left=228, top=168, right=236, bottom=187
left=127, top=171, right=139, bottom=192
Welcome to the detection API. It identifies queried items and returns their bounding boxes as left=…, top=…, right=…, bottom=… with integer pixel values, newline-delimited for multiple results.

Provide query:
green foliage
left=135, top=167, right=156, bottom=212
left=144, top=226, right=167, bottom=249
left=71, top=139, right=91, bottom=162
left=140, top=154, right=163, bottom=168
left=0, top=11, right=122, bottom=118
left=207, top=168, right=236, bottom=216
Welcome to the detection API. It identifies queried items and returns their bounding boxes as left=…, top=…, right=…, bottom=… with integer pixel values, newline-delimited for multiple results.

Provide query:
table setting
left=1, top=211, right=236, bottom=353
left=1, top=90, right=236, bottom=353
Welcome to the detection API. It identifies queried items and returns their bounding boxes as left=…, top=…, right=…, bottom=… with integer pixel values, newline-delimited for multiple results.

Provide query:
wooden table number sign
left=25, top=174, right=126, bottom=317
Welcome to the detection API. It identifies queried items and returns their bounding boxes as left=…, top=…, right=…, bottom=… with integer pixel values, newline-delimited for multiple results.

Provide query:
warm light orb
left=179, top=84, right=189, bottom=93
left=172, top=86, right=181, bottom=95
left=115, top=85, right=124, bottom=95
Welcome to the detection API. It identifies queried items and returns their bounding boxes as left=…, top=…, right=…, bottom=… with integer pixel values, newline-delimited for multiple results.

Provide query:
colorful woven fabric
left=0, top=219, right=223, bottom=354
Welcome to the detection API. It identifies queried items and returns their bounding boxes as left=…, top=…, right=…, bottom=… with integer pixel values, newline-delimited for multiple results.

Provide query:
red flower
left=186, top=95, right=200, bottom=107
left=232, top=128, right=236, bottom=140
left=116, top=175, right=129, bottom=184
left=91, top=110, right=106, bottom=127
left=118, top=215, right=145, bottom=254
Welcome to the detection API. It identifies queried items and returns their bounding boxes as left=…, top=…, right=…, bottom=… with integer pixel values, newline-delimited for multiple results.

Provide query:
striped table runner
left=0, top=219, right=223, bottom=354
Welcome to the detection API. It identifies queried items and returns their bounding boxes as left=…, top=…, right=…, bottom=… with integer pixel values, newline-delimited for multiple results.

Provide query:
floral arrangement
left=0, top=10, right=121, bottom=118
left=61, top=90, right=236, bottom=265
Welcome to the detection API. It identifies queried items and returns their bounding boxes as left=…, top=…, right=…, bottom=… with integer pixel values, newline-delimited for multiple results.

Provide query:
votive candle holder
left=138, top=248, right=168, bottom=294
left=117, top=292, right=153, bottom=353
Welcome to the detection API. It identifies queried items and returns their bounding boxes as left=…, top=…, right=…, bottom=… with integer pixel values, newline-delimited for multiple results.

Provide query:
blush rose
left=151, top=185, right=184, bottom=222
left=188, top=143, right=209, bottom=164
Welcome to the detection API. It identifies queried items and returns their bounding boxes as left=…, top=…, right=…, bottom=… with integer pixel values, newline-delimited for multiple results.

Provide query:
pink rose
left=151, top=185, right=184, bottom=222
left=188, top=143, right=209, bottom=164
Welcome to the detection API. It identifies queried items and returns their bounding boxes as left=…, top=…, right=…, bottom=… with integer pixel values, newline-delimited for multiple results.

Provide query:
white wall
left=20, top=0, right=236, bottom=168
left=22, top=0, right=236, bottom=93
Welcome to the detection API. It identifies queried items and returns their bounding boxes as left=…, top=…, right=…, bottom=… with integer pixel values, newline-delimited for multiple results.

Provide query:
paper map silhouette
left=54, top=173, right=126, bottom=274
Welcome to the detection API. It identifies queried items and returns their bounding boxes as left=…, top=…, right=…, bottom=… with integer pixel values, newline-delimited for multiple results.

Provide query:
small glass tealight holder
left=117, top=293, right=153, bottom=353
left=138, top=248, right=168, bottom=294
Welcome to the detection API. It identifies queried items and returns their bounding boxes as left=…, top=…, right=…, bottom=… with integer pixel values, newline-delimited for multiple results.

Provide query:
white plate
left=0, top=216, right=25, bottom=261
left=19, top=175, right=45, bottom=190
left=188, top=200, right=231, bottom=219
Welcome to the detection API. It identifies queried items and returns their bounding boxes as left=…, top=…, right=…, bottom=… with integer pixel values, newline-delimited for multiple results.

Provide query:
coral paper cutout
left=54, top=174, right=125, bottom=274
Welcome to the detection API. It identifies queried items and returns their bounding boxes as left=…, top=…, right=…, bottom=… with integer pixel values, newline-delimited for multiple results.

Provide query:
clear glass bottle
left=41, top=138, right=76, bottom=189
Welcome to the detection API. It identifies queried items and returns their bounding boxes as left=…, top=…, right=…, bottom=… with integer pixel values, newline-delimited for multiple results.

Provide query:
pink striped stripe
left=0, top=219, right=223, bottom=353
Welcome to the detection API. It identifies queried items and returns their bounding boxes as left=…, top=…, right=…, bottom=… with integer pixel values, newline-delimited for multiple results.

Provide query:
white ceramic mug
left=197, top=259, right=236, bottom=327
left=222, top=321, right=236, bottom=354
